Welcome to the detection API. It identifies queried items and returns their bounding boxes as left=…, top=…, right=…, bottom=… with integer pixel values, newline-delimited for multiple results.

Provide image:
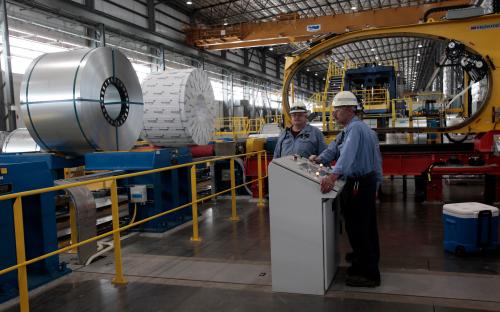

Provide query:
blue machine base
left=85, top=149, right=193, bottom=233
left=0, top=158, right=75, bottom=303
left=0, top=153, right=83, bottom=180
left=0, top=267, right=71, bottom=303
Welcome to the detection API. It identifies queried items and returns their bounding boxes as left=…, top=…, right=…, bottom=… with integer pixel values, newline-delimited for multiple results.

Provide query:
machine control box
left=271, top=154, right=335, bottom=184
left=269, top=155, right=344, bottom=295
left=130, top=185, right=148, bottom=204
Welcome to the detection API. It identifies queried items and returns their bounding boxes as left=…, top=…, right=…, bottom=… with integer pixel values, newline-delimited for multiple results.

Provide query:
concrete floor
left=2, top=177, right=500, bottom=311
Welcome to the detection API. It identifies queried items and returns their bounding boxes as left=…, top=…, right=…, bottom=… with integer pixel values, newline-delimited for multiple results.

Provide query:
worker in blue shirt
left=310, top=91, right=382, bottom=288
left=273, top=101, right=327, bottom=159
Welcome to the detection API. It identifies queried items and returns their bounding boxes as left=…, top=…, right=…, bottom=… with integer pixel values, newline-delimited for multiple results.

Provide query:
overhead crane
left=186, top=0, right=472, bottom=50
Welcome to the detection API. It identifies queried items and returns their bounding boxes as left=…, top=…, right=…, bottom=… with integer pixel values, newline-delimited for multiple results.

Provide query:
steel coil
left=2, top=128, right=41, bottom=153
left=20, top=47, right=143, bottom=155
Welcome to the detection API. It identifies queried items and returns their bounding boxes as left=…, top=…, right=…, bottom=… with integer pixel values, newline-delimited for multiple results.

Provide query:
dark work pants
left=341, top=172, right=380, bottom=279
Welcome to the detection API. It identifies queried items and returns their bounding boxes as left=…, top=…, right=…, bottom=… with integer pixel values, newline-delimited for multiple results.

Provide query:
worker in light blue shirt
left=309, top=119, right=383, bottom=186
left=273, top=101, right=327, bottom=159
left=312, top=91, right=382, bottom=288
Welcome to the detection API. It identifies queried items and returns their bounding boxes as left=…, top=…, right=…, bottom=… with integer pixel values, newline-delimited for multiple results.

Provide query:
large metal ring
left=99, top=77, right=129, bottom=127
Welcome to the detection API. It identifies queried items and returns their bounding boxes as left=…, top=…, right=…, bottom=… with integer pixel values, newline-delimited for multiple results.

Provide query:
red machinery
left=244, top=154, right=272, bottom=198
left=382, top=131, right=500, bottom=202
left=242, top=131, right=500, bottom=202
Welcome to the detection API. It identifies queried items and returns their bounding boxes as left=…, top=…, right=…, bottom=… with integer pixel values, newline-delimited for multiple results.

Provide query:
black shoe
left=345, top=275, right=381, bottom=288
left=346, top=265, right=361, bottom=277
left=345, top=252, right=355, bottom=263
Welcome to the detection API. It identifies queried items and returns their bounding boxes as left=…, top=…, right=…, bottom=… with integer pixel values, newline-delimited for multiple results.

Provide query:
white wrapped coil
left=142, top=68, right=216, bottom=146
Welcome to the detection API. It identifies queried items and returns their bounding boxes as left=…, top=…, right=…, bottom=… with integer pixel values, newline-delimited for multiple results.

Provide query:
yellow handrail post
left=110, top=179, right=127, bottom=285
left=408, top=98, right=414, bottom=144
left=391, top=100, right=396, bottom=128
left=322, top=99, right=327, bottom=131
left=264, top=152, right=268, bottom=177
left=386, top=89, right=390, bottom=110
left=464, top=72, right=470, bottom=118
left=190, top=165, right=202, bottom=241
left=257, top=152, right=265, bottom=208
left=13, top=196, right=29, bottom=312
left=229, top=158, right=240, bottom=221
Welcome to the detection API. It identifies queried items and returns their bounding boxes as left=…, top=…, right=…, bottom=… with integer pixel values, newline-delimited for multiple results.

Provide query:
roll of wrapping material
left=20, top=47, right=143, bottom=155
left=2, top=128, right=41, bottom=153
left=190, top=144, right=215, bottom=158
left=142, top=68, right=216, bottom=146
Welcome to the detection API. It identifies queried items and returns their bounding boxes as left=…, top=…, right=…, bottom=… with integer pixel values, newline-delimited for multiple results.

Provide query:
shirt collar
left=289, top=123, right=311, bottom=134
left=344, top=116, right=359, bottom=131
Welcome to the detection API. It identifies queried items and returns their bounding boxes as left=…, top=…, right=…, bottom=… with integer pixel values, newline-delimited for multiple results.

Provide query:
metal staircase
left=319, top=61, right=345, bottom=130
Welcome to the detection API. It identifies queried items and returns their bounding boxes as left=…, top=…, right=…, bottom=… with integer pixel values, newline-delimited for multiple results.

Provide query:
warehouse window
left=0, top=35, right=69, bottom=74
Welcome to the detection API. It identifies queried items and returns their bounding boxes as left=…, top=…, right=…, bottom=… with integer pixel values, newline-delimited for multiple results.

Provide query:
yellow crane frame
left=281, top=13, right=500, bottom=134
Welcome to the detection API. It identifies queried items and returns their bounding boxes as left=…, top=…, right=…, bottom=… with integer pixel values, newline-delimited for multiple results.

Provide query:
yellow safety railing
left=352, top=88, right=390, bottom=112
left=309, top=92, right=323, bottom=110
left=214, top=116, right=282, bottom=137
left=264, top=114, right=282, bottom=124
left=248, top=118, right=265, bottom=134
left=390, top=97, right=414, bottom=127
left=0, top=150, right=268, bottom=311
left=214, top=117, right=250, bottom=137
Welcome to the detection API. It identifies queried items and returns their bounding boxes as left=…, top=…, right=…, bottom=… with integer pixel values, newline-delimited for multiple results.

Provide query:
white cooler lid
left=443, top=202, right=499, bottom=218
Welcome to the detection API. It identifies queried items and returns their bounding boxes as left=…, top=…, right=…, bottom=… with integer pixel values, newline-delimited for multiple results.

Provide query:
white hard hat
left=332, top=91, right=358, bottom=108
left=289, top=101, right=308, bottom=114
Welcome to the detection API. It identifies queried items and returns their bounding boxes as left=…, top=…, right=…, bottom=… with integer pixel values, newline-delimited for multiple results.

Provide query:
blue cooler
left=443, top=202, right=499, bottom=254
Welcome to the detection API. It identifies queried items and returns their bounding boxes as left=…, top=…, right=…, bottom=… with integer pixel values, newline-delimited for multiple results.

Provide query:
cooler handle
left=477, top=210, right=492, bottom=248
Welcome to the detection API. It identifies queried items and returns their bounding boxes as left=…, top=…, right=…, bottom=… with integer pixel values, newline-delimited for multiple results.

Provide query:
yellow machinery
left=310, top=59, right=401, bottom=131
left=246, top=137, right=266, bottom=153
left=282, top=13, right=500, bottom=135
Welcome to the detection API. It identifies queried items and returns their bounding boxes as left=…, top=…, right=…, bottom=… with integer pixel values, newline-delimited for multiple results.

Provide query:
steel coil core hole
left=100, top=77, right=129, bottom=127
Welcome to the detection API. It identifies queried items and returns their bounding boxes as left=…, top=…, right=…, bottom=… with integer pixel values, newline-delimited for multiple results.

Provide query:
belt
left=346, top=171, right=376, bottom=182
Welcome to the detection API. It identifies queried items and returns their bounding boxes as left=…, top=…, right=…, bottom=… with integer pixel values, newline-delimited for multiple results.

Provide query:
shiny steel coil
left=142, top=68, right=216, bottom=146
left=20, top=47, right=143, bottom=155
left=2, top=128, right=41, bottom=153
left=0, top=131, right=9, bottom=151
